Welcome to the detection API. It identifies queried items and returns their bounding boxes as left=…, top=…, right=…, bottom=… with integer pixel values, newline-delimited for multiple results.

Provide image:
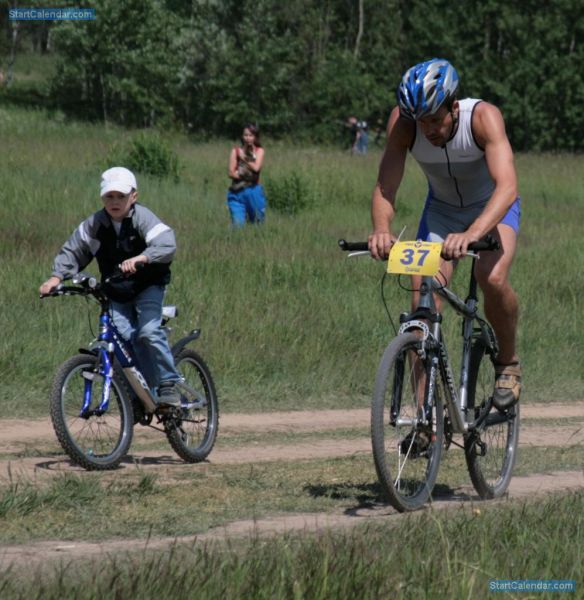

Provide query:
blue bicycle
left=42, top=272, right=219, bottom=470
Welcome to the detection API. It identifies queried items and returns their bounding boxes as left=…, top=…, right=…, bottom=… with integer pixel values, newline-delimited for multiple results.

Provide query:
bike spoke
left=50, top=355, right=133, bottom=470
left=372, top=334, right=444, bottom=511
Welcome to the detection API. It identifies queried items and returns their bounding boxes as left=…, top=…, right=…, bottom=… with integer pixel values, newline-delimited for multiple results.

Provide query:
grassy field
left=0, top=99, right=583, bottom=417
left=0, top=55, right=583, bottom=599
left=0, top=441, right=582, bottom=545
left=1, top=488, right=582, bottom=599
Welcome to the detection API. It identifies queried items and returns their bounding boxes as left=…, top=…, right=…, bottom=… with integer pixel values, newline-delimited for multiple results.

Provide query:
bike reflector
left=388, top=241, right=441, bottom=276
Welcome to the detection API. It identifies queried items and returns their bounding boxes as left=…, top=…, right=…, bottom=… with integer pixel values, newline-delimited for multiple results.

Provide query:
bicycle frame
left=82, top=297, right=209, bottom=419
left=85, top=306, right=158, bottom=415
left=398, top=259, right=498, bottom=435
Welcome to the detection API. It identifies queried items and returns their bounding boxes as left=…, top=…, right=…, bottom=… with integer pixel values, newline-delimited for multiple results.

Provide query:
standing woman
left=227, top=123, right=266, bottom=227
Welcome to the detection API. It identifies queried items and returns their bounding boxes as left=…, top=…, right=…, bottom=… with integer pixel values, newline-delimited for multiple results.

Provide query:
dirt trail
left=1, top=402, right=583, bottom=447
left=1, top=470, right=582, bottom=573
left=0, top=403, right=583, bottom=480
left=0, top=402, right=583, bottom=571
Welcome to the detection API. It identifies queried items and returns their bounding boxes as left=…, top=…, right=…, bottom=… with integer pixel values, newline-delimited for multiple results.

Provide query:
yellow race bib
left=388, top=241, right=442, bottom=276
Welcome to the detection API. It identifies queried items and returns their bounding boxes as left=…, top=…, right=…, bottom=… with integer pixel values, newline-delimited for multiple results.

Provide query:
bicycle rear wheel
left=371, top=332, right=444, bottom=512
left=165, top=349, right=219, bottom=462
left=465, top=340, right=519, bottom=498
left=50, top=354, right=134, bottom=470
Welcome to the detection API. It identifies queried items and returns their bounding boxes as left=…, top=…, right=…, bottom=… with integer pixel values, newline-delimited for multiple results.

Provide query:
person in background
left=227, top=123, right=266, bottom=227
left=346, top=116, right=359, bottom=154
left=356, top=120, right=369, bottom=155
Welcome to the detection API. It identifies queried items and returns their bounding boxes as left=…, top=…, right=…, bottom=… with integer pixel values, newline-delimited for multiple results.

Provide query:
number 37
left=400, top=248, right=430, bottom=266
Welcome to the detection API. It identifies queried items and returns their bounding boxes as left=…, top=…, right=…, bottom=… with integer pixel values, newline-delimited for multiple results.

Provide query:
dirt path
left=0, top=402, right=583, bottom=571
left=1, top=470, right=582, bottom=573
left=2, top=402, right=583, bottom=447
left=1, top=423, right=583, bottom=482
left=0, top=403, right=582, bottom=479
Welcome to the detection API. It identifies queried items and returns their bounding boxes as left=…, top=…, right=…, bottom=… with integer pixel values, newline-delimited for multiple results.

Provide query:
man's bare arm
left=442, top=102, right=518, bottom=259
left=369, top=107, right=414, bottom=259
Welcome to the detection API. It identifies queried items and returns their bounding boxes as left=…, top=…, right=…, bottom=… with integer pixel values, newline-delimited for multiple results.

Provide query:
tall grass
left=1, top=491, right=582, bottom=599
left=0, top=104, right=583, bottom=417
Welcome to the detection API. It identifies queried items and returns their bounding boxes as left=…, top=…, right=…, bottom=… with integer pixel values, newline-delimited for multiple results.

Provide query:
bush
left=264, top=173, right=314, bottom=215
left=107, top=133, right=182, bottom=181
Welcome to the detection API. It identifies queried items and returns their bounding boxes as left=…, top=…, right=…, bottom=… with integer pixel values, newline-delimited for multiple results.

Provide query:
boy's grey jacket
left=52, top=204, right=176, bottom=301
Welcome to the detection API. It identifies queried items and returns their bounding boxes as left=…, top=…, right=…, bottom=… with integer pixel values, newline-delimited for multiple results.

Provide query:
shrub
left=264, top=173, right=314, bottom=215
left=107, top=133, right=182, bottom=181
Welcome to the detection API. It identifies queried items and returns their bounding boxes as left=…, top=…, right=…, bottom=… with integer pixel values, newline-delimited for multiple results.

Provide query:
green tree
left=41, top=0, right=584, bottom=150
left=50, top=0, right=181, bottom=126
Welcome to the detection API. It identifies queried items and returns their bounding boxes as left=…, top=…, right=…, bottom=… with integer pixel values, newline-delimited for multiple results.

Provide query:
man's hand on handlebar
left=368, top=231, right=397, bottom=260
left=441, top=231, right=481, bottom=261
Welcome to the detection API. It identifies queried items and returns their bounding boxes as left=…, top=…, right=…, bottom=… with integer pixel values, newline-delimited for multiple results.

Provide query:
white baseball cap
left=100, top=167, right=137, bottom=196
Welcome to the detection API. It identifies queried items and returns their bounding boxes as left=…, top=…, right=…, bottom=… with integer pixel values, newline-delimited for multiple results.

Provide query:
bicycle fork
left=80, top=346, right=118, bottom=417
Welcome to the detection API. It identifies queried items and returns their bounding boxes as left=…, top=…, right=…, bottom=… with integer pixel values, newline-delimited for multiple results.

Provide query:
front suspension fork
left=80, top=349, right=114, bottom=417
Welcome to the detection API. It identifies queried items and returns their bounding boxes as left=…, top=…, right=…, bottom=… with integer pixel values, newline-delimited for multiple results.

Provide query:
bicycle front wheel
left=165, top=349, right=219, bottom=462
left=465, top=340, right=519, bottom=498
left=371, top=333, right=444, bottom=512
left=50, top=354, right=134, bottom=470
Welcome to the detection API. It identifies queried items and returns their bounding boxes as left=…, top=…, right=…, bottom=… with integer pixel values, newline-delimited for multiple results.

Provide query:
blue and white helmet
left=397, top=58, right=459, bottom=120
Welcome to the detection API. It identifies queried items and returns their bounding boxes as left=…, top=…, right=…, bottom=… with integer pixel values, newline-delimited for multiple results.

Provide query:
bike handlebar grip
left=105, top=262, right=146, bottom=283
left=468, top=235, right=500, bottom=252
left=338, top=239, right=369, bottom=252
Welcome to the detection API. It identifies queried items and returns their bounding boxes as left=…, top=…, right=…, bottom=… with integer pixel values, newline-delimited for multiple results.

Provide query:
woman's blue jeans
left=227, top=184, right=266, bottom=227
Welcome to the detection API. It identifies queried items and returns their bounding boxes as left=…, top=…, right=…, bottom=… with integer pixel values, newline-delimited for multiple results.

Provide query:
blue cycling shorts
left=417, top=196, right=521, bottom=242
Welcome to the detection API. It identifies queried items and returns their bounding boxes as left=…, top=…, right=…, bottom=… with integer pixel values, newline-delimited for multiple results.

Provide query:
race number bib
left=388, top=241, right=441, bottom=276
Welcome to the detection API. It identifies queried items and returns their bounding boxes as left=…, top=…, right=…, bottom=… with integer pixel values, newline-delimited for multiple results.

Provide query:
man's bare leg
left=475, top=224, right=521, bottom=408
left=409, top=261, right=455, bottom=408
left=474, top=224, right=519, bottom=365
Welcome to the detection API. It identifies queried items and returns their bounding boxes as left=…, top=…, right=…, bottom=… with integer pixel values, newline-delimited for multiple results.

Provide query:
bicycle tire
left=371, top=332, right=444, bottom=512
left=465, top=339, right=519, bottom=498
left=50, top=354, right=134, bottom=470
left=165, top=348, right=219, bottom=462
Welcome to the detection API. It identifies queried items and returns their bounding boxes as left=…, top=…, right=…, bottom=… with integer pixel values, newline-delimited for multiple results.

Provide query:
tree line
left=2, top=0, right=583, bottom=151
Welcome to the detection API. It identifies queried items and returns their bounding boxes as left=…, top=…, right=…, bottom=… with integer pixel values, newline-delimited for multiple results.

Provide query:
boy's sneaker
left=157, top=382, right=181, bottom=407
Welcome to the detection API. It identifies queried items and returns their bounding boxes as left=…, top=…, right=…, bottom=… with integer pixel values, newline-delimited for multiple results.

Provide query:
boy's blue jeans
left=111, top=285, right=180, bottom=390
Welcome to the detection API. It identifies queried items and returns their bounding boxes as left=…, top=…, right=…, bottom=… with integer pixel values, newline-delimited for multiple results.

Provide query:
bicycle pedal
left=475, top=439, right=487, bottom=457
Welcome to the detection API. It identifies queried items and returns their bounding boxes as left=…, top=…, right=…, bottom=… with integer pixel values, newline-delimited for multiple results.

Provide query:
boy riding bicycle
left=368, top=58, right=522, bottom=410
left=39, top=166, right=182, bottom=407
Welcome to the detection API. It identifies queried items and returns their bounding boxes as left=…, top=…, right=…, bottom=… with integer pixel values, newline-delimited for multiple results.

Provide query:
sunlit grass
left=1, top=100, right=583, bottom=418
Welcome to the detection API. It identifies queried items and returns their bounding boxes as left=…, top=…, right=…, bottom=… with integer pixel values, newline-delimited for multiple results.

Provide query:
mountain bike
left=339, top=237, right=519, bottom=512
left=41, top=272, right=219, bottom=471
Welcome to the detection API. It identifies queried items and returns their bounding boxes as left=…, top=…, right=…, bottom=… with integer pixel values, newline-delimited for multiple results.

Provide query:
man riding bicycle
left=368, top=58, right=521, bottom=410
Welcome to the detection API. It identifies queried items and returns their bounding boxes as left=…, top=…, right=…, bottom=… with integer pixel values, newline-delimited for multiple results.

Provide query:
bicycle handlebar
left=338, top=239, right=369, bottom=252
left=40, top=264, right=145, bottom=300
left=466, top=235, right=500, bottom=252
left=338, top=235, right=500, bottom=254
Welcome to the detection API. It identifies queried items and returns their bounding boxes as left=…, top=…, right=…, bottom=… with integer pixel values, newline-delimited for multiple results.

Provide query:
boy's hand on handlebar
left=119, top=255, right=148, bottom=275
left=441, top=231, right=480, bottom=260
left=39, top=276, right=62, bottom=296
left=368, top=232, right=397, bottom=260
